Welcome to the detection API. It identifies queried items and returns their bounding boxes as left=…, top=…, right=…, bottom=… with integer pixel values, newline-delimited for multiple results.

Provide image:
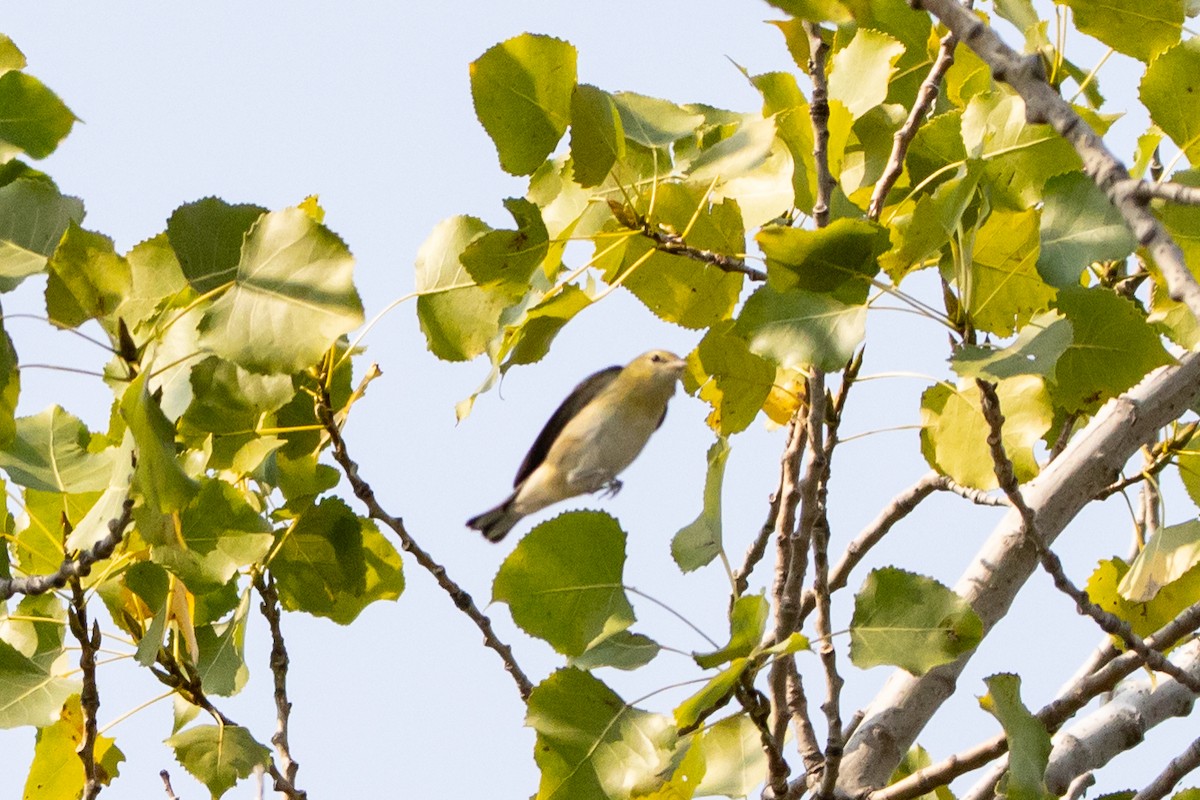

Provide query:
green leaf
left=501, top=283, right=594, bottom=371
left=166, top=197, right=267, bottom=293
left=470, top=34, right=577, bottom=176
left=961, top=90, right=1080, bottom=210
left=978, top=674, right=1052, bottom=800
left=951, top=311, right=1073, bottom=382
left=684, top=322, right=775, bottom=436
left=64, top=433, right=135, bottom=552
left=199, top=206, right=364, bottom=374
left=194, top=590, right=251, bottom=697
left=1117, top=520, right=1200, bottom=602
left=881, top=166, right=980, bottom=281
left=118, top=232, right=191, bottom=331
left=165, top=724, right=270, bottom=800
left=675, top=658, right=749, bottom=731
left=0, top=70, right=76, bottom=160
left=415, top=215, right=509, bottom=362
left=611, top=92, right=704, bottom=148
left=0, top=175, right=84, bottom=290
left=570, top=84, right=624, bottom=187
left=45, top=222, right=131, bottom=330
left=828, top=29, right=906, bottom=119
left=890, top=744, right=956, bottom=800
left=526, top=668, right=678, bottom=800
left=766, top=0, right=856, bottom=24
left=1087, top=557, right=1200, bottom=642
left=687, top=116, right=778, bottom=184
left=694, top=715, right=769, bottom=798
left=750, top=70, right=816, bottom=213
left=460, top=197, right=549, bottom=298
left=569, top=630, right=660, bottom=671
left=637, top=736, right=706, bottom=800
left=1141, top=40, right=1200, bottom=164
left=850, top=566, right=983, bottom=674
left=1051, top=286, right=1172, bottom=413
left=694, top=594, right=769, bottom=669
left=120, top=372, right=199, bottom=513
left=182, top=356, right=295, bottom=435
left=1063, top=0, right=1182, bottom=62
left=0, top=35, right=27, bottom=71
left=22, top=695, right=124, bottom=799
left=493, top=511, right=634, bottom=657
left=610, top=237, right=743, bottom=330
left=920, top=376, right=1052, bottom=490
left=963, top=208, right=1056, bottom=337
left=270, top=497, right=404, bottom=624
left=735, top=284, right=867, bottom=373
left=1037, top=172, right=1135, bottom=288
left=672, top=438, right=730, bottom=572
left=0, top=636, right=78, bottom=728
left=1, top=594, right=66, bottom=666
left=759, top=218, right=890, bottom=304
left=151, top=479, right=272, bottom=590
left=0, top=406, right=114, bottom=493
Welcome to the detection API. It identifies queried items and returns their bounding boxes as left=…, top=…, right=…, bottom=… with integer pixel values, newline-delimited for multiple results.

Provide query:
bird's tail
left=467, top=495, right=522, bottom=542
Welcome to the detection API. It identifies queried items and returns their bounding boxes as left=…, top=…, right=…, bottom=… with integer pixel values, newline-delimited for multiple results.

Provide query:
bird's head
left=624, top=349, right=687, bottom=391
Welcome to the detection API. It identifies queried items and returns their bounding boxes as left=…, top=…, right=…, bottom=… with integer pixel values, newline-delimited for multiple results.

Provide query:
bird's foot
left=597, top=478, right=623, bottom=499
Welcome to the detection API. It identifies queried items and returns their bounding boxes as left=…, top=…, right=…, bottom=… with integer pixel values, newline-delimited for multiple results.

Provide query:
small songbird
left=468, top=349, right=687, bottom=542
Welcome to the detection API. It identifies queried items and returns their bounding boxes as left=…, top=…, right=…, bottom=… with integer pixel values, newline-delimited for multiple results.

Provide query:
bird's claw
left=598, top=479, right=623, bottom=499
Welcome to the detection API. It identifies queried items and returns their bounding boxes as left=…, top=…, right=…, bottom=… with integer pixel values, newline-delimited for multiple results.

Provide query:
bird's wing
left=513, top=365, right=622, bottom=487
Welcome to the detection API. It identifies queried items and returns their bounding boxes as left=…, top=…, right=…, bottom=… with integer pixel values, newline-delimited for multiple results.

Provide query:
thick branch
left=912, top=0, right=1200, bottom=321
left=1130, top=179, right=1200, bottom=207
left=315, top=368, right=534, bottom=700
left=68, top=577, right=103, bottom=800
left=0, top=499, right=134, bottom=601
left=804, top=23, right=835, bottom=227
left=839, top=352, right=1200, bottom=793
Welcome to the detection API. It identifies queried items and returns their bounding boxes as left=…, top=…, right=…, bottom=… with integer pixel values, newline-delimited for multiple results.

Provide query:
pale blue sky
left=1, top=4, right=1181, bottom=798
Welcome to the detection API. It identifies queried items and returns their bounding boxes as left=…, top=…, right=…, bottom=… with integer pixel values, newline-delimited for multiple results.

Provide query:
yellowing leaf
left=1118, top=521, right=1200, bottom=602
left=963, top=208, right=1055, bottom=338
left=829, top=29, right=906, bottom=118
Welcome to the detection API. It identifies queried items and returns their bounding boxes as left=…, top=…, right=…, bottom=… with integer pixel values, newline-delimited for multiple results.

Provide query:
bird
left=467, top=349, right=687, bottom=542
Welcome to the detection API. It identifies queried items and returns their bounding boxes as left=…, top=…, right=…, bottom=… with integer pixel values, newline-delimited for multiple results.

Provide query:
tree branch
left=1132, top=735, right=1200, bottom=800
left=68, top=576, right=103, bottom=800
left=839, top=353, right=1200, bottom=793
left=315, top=364, right=534, bottom=700
left=911, top=0, right=1200, bottom=321
left=804, top=23, right=835, bottom=227
left=254, top=573, right=306, bottom=799
left=0, top=499, right=134, bottom=601
left=1130, top=179, right=1200, bottom=207
left=640, top=224, right=767, bottom=281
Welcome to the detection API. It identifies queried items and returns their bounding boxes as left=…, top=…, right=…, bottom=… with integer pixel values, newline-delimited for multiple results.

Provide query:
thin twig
left=315, top=362, right=534, bottom=699
left=254, top=573, right=306, bottom=799
left=0, top=499, right=135, bottom=601
left=867, top=31, right=959, bottom=220
left=68, top=576, right=103, bottom=800
left=1129, top=179, right=1200, bottom=207
left=159, top=770, right=179, bottom=800
left=1064, top=773, right=1096, bottom=800
left=976, top=379, right=1200, bottom=696
left=1132, top=736, right=1200, bottom=800
left=641, top=225, right=768, bottom=281
left=1094, top=422, right=1197, bottom=500
left=735, top=485, right=783, bottom=597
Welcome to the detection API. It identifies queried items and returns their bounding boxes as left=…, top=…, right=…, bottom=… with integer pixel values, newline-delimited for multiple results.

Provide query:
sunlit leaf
left=194, top=590, right=251, bottom=697
left=569, top=630, right=660, bottom=671
left=570, top=84, right=624, bottom=187
left=675, top=659, right=748, bottom=731
left=1087, top=557, right=1200, bottom=642
left=120, top=372, right=199, bottom=513
left=199, top=207, right=364, bottom=374
left=850, top=566, right=983, bottom=674
left=685, top=322, right=775, bottom=436
left=735, top=284, right=866, bottom=373
left=1063, top=0, right=1182, bottom=62
left=611, top=91, right=704, bottom=148
left=1118, top=520, right=1200, bottom=602
left=759, top=217, right=890, bottom=304
left=1140, top=39, right=1200, bottom=164
left=470, top=34, right=577, bottom=175
left=165, top=724, right=270, bottom=800
left=750, top=70, right=816, bottom=213
left=829, top=29, right=906, bottom=119
left=494, top=511, right=634, bottom=657
left=0, top=175, right=83, bottom=290
left=0, top=70, right=77, bottom=160
left=1037, top=172, right=1135, bottom=288
left=460, top=197, right=549, bottom=299
left=694, top=715, right=769, bottom=798
left=951, top=311, right=1072, bottom=382
left=45, top=222, right=130, bottom=331
left=673, top=438, right=731, bottom=572
left=22, top=695, right=124, bottom=799
left=0, top=406, right=114, bottom=493
left=0, top=637, right=78, bottom=728
left=963, top=208, right=1055, bottom=338
left=694, top=594, right=769, bottom=669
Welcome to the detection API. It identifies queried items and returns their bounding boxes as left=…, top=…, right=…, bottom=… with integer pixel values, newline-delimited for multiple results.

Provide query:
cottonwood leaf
left=527, top=668, right=679, bottom=800
left=45, top=222, right=130, bottom=331
left=493, top=511, right=634, bottom=657
left=22, top=695, right=123, bottom=799
left=1063, top=0, right=1182, bottom=62
left=694, top=715, right=769, bottom=798
left=460, top=197, right=549, bottom=299
left=120, top=372, right=199, bottom=513
left=675, top=658, right=749, bottom=731
left=193, top=590, right=251, bottom=697
left=166, top=198, right=267, bottom=293
left=270, top=497, right=404, bottom=624
left=750, top=70, right=816, bottom=213
left=0, top=406, right=114, bottom=493
left=611, top=91, right=705, bottom=148
left=1118, top=520, right=1200, bottom=602
left=979, top=674, right=1052, bottom=800
left=1038, top=172, right=1135, bottom=288
left=829, top=29, right=906, bottom=119
left=0, top=70, right=76, bottom=160
left=166, top=724, right=270, bottom=800
left=1141, top=39, right=1200, bottom=165
left=470, top=34, right=577, bottom=176
left=1088, top=557, right=1200, bottom=641
left=608, top=237, right=743, bottom=330
left=766, top=0, right=856, bottom=23
left=920, top=375, right=1052, bottom=491
left=964, top=208, right=1055, bottom=338
left=850, top=566, right=982, bottom=674
left=569, top=630, right=660, bottom=671
left=570, top=84, right=624, bottom=187
left=672, top=437, right=731, bottom=572
left=759, top=218, right=889, bottom=304
left=694, top=594, right=769, bottom=669
left=198, top=207, right=364, bottom=374
left=684, top=322, right=775, bottom=436
left=0, top=636, right=78, bottom=728
left=1051, top=287, right=1172, bottom=413
left=735, top=284, right=866, bottom=373
left=0, top=175, right=83, bottom=290
left=951, top=311, right=1072, bottom=382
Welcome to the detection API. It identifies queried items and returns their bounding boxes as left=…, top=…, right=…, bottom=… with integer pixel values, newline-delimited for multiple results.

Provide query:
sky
left=0, top=3, right=1187, bottom=798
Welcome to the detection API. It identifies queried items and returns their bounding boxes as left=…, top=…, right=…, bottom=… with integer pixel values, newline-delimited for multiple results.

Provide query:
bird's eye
left=651, top=353, right=664, bottom=363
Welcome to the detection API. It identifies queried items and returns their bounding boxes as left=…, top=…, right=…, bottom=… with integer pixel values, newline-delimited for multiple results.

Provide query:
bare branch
left=641, top=225, right=767, bottom=281
left=1132, top=735, right=1200, bottom=800
left=804, top=23, right=835, bottom=227
left=976, top=380, right=1200, bottom=693
left=1129, top=179, right=1200, bottom=207
left=159, top=770, right=179, bottom=800
left=737, top=476, right=785, bottom=597
left=0, top=499, right=134, bottom=601
left=68, top=577, right=103, bottom=800
left=867, top=31, right=958, bottom=220
left=254, top=573, right=306, bottom=798
left=912, top=0, right=1200, bottom=321
left=315, top=363, right=534, bottom=700
left=1094, top=421, right=1196, bottom=500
